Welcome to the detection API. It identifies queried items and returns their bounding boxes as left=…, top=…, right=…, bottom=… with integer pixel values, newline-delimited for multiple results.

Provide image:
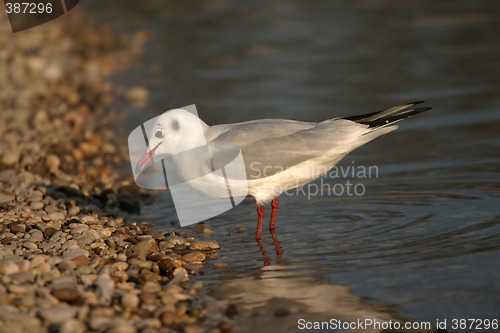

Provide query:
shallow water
left=84, top=0, right=500, bottom=331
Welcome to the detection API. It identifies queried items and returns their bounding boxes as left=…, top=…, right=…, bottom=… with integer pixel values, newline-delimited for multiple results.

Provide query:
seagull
left=135, top=102, right=431, bottom=243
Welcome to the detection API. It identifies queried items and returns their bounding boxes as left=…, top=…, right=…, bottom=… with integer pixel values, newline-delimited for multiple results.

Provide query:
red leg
left=256, top=238, right=271, bottom=266
left=269, top=198, right=279, bottom=231
left=256, top=205, right=270, bottom=265
left=256, top=205, right=265, bottom=241
left=270, top=229, right=284, bottom=259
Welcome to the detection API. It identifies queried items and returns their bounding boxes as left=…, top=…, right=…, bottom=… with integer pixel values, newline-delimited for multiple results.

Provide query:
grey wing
left=205, top=119, right=316, bottom=148
left=205, top=119, right=315, bottom=176
left=207, top=119, right=371, bottom=180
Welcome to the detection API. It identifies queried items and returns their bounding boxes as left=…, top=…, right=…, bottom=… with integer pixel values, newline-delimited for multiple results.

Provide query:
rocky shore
left=0, top=11, right=231, bottom=333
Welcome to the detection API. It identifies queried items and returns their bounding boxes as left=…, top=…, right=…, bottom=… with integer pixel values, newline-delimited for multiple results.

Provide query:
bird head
left=135, top=109, right=208, bottom=175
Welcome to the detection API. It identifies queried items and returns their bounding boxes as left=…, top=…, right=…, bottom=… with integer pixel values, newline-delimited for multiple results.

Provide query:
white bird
left=135, top=101, right=431, bottom=241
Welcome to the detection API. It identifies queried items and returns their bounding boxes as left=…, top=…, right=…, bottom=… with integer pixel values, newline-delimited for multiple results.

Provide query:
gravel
left=0, top=11, right=232, bottom=333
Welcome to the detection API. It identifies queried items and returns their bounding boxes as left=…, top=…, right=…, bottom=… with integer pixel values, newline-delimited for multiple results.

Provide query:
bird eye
left=171, top=119, right=180, bottom=131
left=155, top=130, right=164, bottom=138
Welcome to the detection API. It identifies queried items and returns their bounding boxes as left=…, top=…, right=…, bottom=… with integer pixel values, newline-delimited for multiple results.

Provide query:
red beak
left=135, top=142, right=162, bottom=176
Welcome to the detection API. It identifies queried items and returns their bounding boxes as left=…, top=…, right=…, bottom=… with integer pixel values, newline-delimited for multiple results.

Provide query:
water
left=83, top=0, right=500, bottom=331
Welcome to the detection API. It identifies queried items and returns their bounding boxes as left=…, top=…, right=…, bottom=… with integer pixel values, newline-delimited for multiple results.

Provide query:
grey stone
left=97, top=273, right=114, bottom=303
left=38, top=304, right=77, bottom=325
left=9, top=271, right=35, bottom=284
left=63, top=248, right=89, bottom=260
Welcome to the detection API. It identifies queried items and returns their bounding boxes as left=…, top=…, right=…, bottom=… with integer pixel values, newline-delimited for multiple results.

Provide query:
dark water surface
left=84, top=0, right=500, bottom=331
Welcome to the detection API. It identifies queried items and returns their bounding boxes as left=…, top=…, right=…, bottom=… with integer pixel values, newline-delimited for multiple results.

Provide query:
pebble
left=96, top=273, right=114, bottom=303
left=68, top=205, right=80, bottom=216
left=79, top=141, right=99, bottom=155
left=164, top=235, right=186, bottom=246
left=51, top=276, right=78, bottom=302
left=49, top=211, right=66, bottom=221
left=234, top=226, right=247, bottom=233
left=139, top=269, right=160, bottom=284
left=108, top=321, right=136, bottom=333
left=30, top=229, right=44, bottom=241
left=189, top=240, right=220, bottom=251
left=140, top=291, right=157, bottom=305
left=182, top=252, right=206, bottom=263
left=89, top=317, right=113, bottom=331
left=0, top=304, right=44, bottom=333
left=161, top=311, right=176, bottom=326
left=91, top=307, right=114, bottom=318
left=80, top=215, right=96, bottom=224
left=8, top=284, right=29, bottom=294
left=33, top=262, right=51, bottom=275
left=112, top=271, right=128, bottom=283
left=184, top=325, right=204, bottom=333
left=159, top=241, right=174, bottom=251
left=113, top=261, right=129, bottom=271
left=60, top=319, right=86, bottom=333
left=2, top=150, right=20, bottom=166
left=71, top=224, right=89, bottom=234
left=127, top=238, right=158, bottom=259
left=128, top=258, right=153, bottom=270
left=0, top=260, right=19, bottom=275
left=17, top=260, right=30, bottom=272
left=0, top=193, right=15, bottom=204
left=63, top=248, right=89, bottom=260
left=121, top=293, right=139, bottom=310
left=39, top=304, right=77, bottom=325
left=9, top=222, right=25, bottom=233
left=142, top=281, right=161, bottom=293
left=10, top=271, right=35, bottom=284
left=31, top=255, right=46, bottom=268
left=45, top=154, right=61, bottom=171
left=43, top=63, right=63, bottom=81
left=43, top=227, right=57, bottom=239
left=0, top=10, right=230, bottom=333
left=46, top=219, right=62, bottom=230
left=23, top=241, right=38, bottom=251
left=173, top=267, right=189, bottom=282
left=99, top=228, right=113, bottom=238
left=71, top=255, right=89, bottom=267
left=80, top=274, right=97, bottom=285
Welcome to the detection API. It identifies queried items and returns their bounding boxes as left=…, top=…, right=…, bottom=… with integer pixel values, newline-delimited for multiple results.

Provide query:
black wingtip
left=403, top=106, right=432, bottom=119
left=414, top=106, right=432, bottom=113
left=344, top=101, right=432, bottom=128
left=367, top=105, right=432, bottom=127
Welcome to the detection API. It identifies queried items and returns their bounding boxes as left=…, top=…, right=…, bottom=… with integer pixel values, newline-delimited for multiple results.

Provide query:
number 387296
left=5, top=2, right=53, bottom=14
